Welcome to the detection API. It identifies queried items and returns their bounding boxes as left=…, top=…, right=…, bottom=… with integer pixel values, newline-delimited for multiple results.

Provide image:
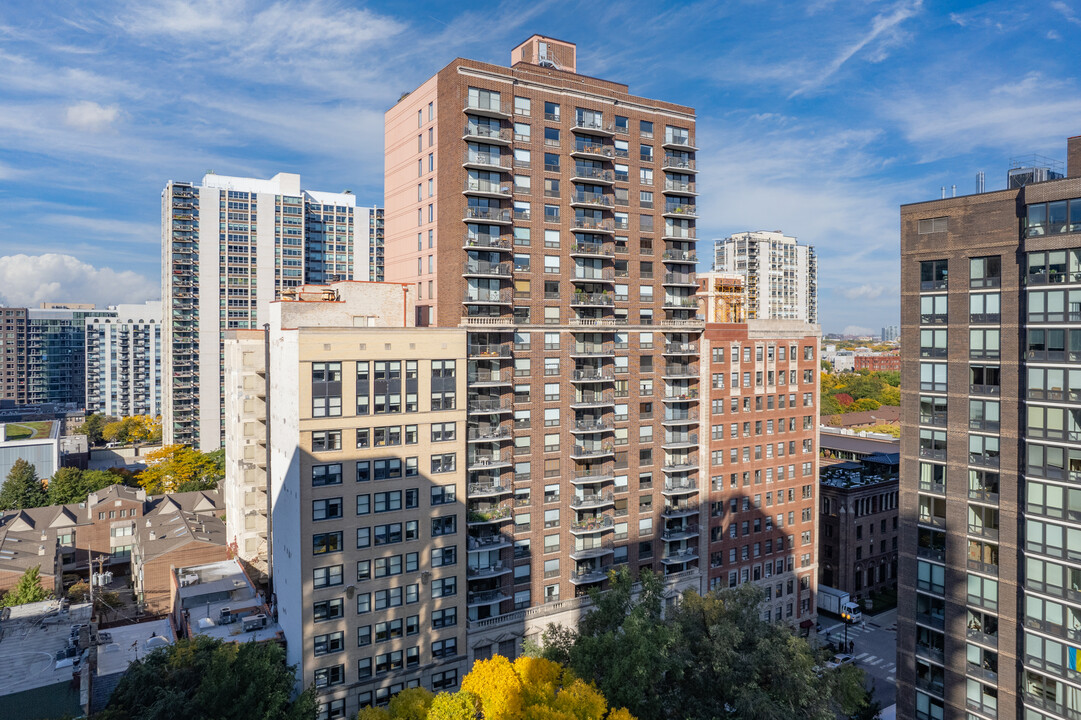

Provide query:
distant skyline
left=1, top=0, right=1079, bottom=332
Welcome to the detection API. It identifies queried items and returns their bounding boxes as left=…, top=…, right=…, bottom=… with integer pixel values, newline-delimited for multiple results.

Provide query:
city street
left=819, top=608, right=897, bottom=710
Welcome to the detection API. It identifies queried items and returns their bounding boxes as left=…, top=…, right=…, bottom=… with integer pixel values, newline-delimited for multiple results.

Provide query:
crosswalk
left=820, top=621, right=897, bottom=682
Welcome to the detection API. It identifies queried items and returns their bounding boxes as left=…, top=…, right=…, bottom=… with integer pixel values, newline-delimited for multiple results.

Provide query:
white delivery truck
left=817, top=584, right=863, bottom=623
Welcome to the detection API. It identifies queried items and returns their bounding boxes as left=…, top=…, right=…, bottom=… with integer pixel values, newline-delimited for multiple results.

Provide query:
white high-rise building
left=713, top=231, right=817, bottom=324
left=85, top=301, right=162, bottom=417
left=162, top=172, right=367, bottom=451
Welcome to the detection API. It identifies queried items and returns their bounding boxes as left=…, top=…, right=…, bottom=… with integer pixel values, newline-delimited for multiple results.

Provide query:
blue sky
left=1, top=0, right=1079, bottom=333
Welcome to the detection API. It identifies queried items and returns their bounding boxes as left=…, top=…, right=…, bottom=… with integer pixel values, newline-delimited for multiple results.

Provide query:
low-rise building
left=0, top=599, right=93, bottom=720
left=822, top=406, right=901, bottom=431
left=818, top=450, right=899, bottom=601
left=853, top=353, right=900, bottom=373
left=170, top=558, right=283, bottom=644
left=0, top=485, right=224, bottom=603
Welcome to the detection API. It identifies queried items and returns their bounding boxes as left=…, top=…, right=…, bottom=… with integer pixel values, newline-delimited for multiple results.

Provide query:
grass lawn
left=3, top=421, right=54, bottom=440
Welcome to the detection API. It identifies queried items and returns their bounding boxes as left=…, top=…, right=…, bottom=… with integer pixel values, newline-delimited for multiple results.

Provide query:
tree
left=0, top=458, right=46, bottom=510
left=75, top=413, right=112, bottom=446
left=47, top=467, right=122, bottom=505
left=357, top=656, right=634, bottom=720
left=66, top=581, right=123, bottom=620
left=97, top=635, right=315, bottom=720
left=101, top=415, right=162, bottom=445
left=536, top=573, right=867, bottom=720
left=849, top=398, right=882, bottom=412
left=137, top=444, right=224, bottom=494
left=0, top=565, right=52, bottom=607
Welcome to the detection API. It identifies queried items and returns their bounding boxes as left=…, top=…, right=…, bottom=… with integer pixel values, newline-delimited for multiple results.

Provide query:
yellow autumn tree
left=137, top=444, right=223, bottom=494
left=358, top=656, right=634, bottom=720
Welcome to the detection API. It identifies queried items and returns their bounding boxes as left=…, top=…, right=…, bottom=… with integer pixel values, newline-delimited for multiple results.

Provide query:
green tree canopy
left=47, top=467, right=123, bottom=505
left=0, top=565, right=52, bottom=607
left=75, top=413, right=112, bottom=446
left=0, top=458, right=46, bottom=510
left=97, top=635, right=315, bottom=720
left=535, top=570, right=867, bottom=720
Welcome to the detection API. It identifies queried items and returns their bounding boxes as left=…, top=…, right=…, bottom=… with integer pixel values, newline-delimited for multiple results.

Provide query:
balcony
left=663, top=202, right=698, bottom=219
left=662, top=389, right=699, bottom=403
left=467, top=562, right=513, bottom=579
left=571, top=167, right=615, bottom=185
left=572, top=118, right=616, bottom=136
left=467, top=589, right=510, bottom=607
left=570, top=566, right=612, bottom=585
left=570, top=292, right=615, bottom=307
left=570, top=143, right=614, bottom=161
left=662, top=250, right=698, bottom=263
left=467, top=506, right=512, bottom=525
left=662, top=503, right=698, bottom=519
left=464, top=260, right=513, bottom=278
left=571, top=369, right=615, bottom=383
left=463, top=151, right=512, bottom=173
left=662, top=481, right=699, bottom=496
left=660, top=548, right=699, bottom=565
left=663, top=180, right=698, bottom=196
left=571, top=468, right=615, bottom=485
left=570, top=492, right=615, bottom=510
left=467, top=398, right=513, bottom=414
left=570, top=393, right=615, bottom=409
left=467, top=343, right=511, bottom=358
left=570, top=419, right=614, bottom=435
left=663, top=342, right=698, bottom=356
left=463, top=289, right=513, bottom=306
left=570, top=444, right=615, bottom=460
left=663, top=459, right=699, bottom=473
left=467, top=533, right=512, bottom=552
left=570, top=192, right=614, bottom=210
left=569, top=241, right=615, bottom=258
left=662, top=227, right=697, bottom=242
left=661, top=524, right=699, bottom=541
left=570, top=515, right=614, bottom=535
left=571, top=218, right=615, bottom=234
left=662, top=134, right=697, bottom=151
left=661, top=365, right=697, bottom=378
left=467, top=369, right=511, bottom=387
left=662, top=412, right=699, bottom=426
left=662, top=156, right=697, bottom=172
left=464, top=179, right=512, bottom=198
left=468, top=453, right=512, bottom=471
left=464, top=207, right=512, bottom=225
left=570, top=344, right=614, bottom=358
left=462, top=236, right=513, bottom=252
left=464, top=97, right=511, bottom=119
left=463, top=124, right=513, bottom=144
left=662, top=296, right=698, bottom=310
left=569, top=540, right=615, bottom=560
left=662, top=434, right=698, bottom=450
left=571, top=269, right=616, bottom=284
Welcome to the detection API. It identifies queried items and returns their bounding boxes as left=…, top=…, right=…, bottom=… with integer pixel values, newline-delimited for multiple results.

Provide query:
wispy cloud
left=1052, top=1, right=1081, bottom=26
left=789, top=0, right=923, bottom=98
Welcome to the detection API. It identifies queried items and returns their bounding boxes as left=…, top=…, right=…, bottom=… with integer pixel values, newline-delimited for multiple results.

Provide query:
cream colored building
left=226, top=281, right=468, bottom=718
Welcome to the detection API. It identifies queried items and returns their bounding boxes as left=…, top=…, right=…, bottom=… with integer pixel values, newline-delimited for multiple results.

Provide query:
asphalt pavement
left=818, top=607, right=897, bottom=710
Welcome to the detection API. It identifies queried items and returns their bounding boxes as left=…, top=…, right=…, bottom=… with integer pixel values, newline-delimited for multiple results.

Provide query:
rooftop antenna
left=952, top=185, right=956, bottom=198
left=976, top=171, right=985, bottom=194
left=940, top=186, right=946, bottom=199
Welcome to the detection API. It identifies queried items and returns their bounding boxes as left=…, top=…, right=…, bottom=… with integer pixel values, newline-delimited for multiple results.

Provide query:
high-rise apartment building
left=162, top=172, right=366, bottom=451
left=26, top=306, right=115, bottom=406
left=898, top=134, right=1081, bottom=720
left=703, top=321, right=821, bottom=626
left=224, top=281, right=468, bottom=717
left=713, top=231, right=818, bottom=324
left=384, top=35, right=705, bottom=645
left=0, top=307, right=28, bottom=404
left=85, top=301, right=162, bottom=418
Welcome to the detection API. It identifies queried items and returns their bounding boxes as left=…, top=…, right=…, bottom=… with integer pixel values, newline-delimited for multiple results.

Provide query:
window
left=917, top=217, right=948, bottom=235
left=312, top=430, right=341, bottom=451
left=432, top=545, right=457, bottom=567
left=432, top=607, right=457, bottom=628
left=640, top=120, right=653, bottom=138
left=431, top=453, right=456, bottom=473
left=313, top=532, right=342, bottom=555
left=314, top=665, right=344, bottom=688
left=432, top=515, right=456, bottom=536
left=312, top=362, right=342, bottom=417
left=514, top=96, right=531, bottom=116
left=431, top=485, right=455, bottom=505
left=544, top=101, right=560, bottom=121
left=431, top=360, right=456, bottom=410
left=312, top=497, right=343, bottom=521
left=920, top=259, right=948, bottom=290
left=970, top=256, right=1001, bottom=288
left=314, top=631, right=344, bottom=657
left=312, top=464, right=343, bottom=487
left=432, top=577, right=457, bottom=597
left=313, top=598, right=343, bottom=622
left=313, top=565, right=343, bottom=588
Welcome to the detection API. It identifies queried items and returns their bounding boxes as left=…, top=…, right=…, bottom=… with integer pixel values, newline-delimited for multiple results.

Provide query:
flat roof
left=819, top=431, right=899, bottom=455
left=176, top=559, right=283, bottom=644
left=95, top=619, right=174, bottom=676
left=0, top=600, right=92, bottom=698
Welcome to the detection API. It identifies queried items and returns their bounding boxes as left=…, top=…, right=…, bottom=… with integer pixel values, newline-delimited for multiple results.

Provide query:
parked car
left=825, top=653, right=855, bottom=670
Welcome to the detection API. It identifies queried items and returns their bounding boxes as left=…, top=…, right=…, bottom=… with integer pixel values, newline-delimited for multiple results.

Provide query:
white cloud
left=64, top=100, right=120, bottom=131
left=789, top=0, right=923, bottom=97
left=0, top=254, right=157, bottom=308
left=842, top=325, right=877, bottom=337
left=1052, top=1, right=1081, bottom=26
left=844, top=284, right=894, bottom=301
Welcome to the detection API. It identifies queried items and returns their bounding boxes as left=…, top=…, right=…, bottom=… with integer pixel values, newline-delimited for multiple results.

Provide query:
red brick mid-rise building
left=853, top=353, right=900, bottom=373
left=703, top=320, right=821, bottom=626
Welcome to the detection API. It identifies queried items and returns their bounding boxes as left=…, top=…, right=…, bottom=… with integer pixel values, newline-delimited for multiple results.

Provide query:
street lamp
left=841, top=609, right=852, bottom=653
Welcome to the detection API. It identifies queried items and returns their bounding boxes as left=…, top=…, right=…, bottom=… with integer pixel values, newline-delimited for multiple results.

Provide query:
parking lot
left=819, top=608, right=897, bottom=709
